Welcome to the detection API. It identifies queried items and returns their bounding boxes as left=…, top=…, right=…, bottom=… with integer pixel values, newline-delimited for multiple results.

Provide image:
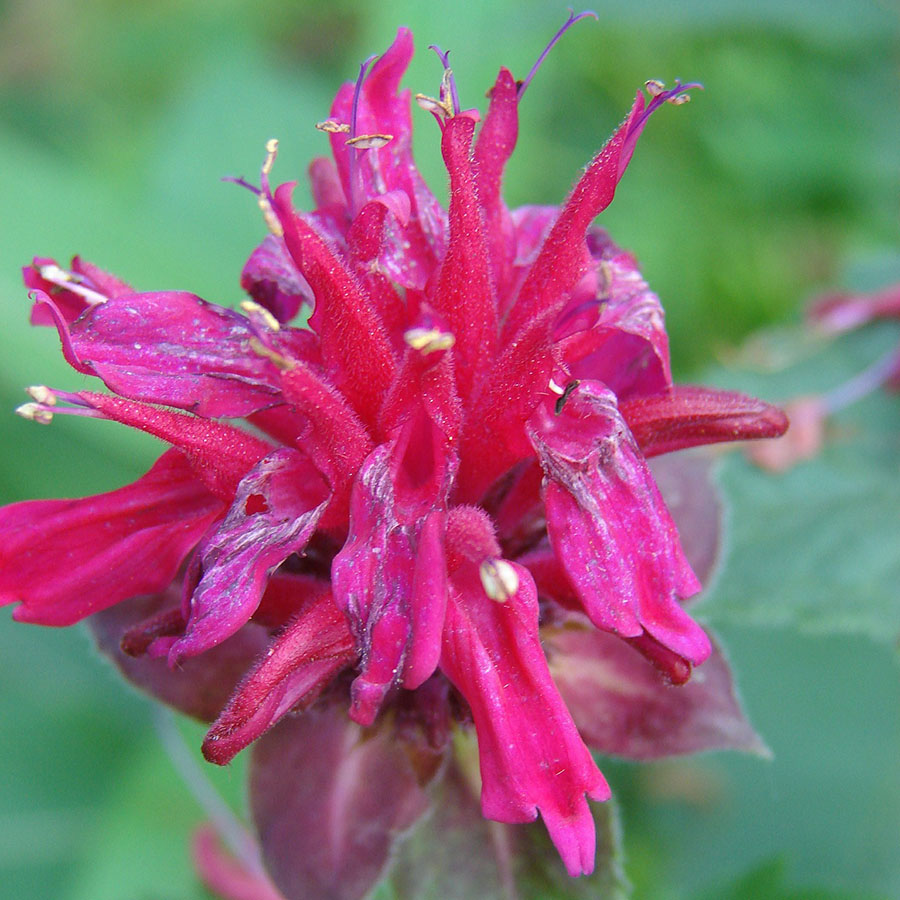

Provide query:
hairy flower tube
left=1, top=20, right=787, bottom=897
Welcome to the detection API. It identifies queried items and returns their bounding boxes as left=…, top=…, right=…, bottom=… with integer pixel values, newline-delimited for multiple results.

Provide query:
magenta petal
left=439, top=561, right=609, bottom=877
left=528, top=382, right=711, bottom=665
left=249, top=706, right=431, bottom=900
left=332, top=442, right=449, bottom=725
left=89, top=589, right=269, bottom=722
left=0, top=449, right=223, bottom=625
left=203, top=591, right=356, bottom=765
left=547, top=625, right=768, bottom=759
left=169, top=448, right=330, bottom=663
left=62, top=290, right=284, bottom=416
left=241, top=234, right=313, bottom=324
left=559, top=240, right=673, bottom=398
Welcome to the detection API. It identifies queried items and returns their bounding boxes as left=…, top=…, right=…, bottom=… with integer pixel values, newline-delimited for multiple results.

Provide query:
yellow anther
left=548, top=378, right=566, bottom=396
left=258, top=196, right=283, bottom=237
left=16, top=403, right=54, bottom=425
left=345, top=133, right=394, bottom=150
left=403, top=327, right=455, bottom=355
left=645, top=79, right=666, bottom=97
left=248, top=337, right=295, bottom=371
left=240, top=300, right=281, bottom=332
left=415, top=92, right=454, bottom=118
left=26, top=385, right=56, bottom=405
left=316, top=119, right=351, bottom=134
left=479, top=558, right=519, bottom=603
left=262, top=139, right=279, bottom=175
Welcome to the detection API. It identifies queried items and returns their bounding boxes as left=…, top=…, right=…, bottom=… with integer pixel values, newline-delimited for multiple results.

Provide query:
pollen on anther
left=479, top=559, right=519, bottom=602
left=26, top=385, right=57, bottom=405
left=404, top=327, right=455, bottom=355
left=16, top=403, right=54, bottom=425
left=240, top=300, right=281, bottom=332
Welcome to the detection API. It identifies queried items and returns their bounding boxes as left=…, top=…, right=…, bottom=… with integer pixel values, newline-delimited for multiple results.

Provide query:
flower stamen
left=517, top=9, right=598, bottom=99
left=479, top=558, right=519, bottom=602
left=37, top=263, right=108, bottom=306
left=403, top=326, right=456, bottom=355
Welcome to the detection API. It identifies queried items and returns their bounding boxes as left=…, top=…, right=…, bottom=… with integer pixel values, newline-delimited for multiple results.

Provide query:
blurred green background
left=1, top=1, right=898, bottom=898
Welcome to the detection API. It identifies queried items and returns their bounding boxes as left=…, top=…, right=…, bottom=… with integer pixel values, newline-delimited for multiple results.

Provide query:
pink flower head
left=2, top=20, right=786, bottom=895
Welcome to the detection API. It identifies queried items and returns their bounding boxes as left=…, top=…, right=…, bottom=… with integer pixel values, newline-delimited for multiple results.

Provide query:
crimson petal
left=439, top=560, right=609, bottom=877
left=0, top=449, right=222, bottom=625
left=169, top=448, right=330, bottom=663
left=41, top=289, right=285, bottom=417
left=620, top=385, right=789, bottom=457
left=528, top=381, right=711, bottom=665
left=203, top=591, right=356, bottom=764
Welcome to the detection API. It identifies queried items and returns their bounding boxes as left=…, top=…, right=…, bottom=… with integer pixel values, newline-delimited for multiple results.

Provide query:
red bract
left=2, top=23, right=787, bottom=898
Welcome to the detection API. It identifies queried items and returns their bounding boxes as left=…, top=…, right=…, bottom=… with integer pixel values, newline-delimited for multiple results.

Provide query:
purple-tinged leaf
left=169, top=448, right=330, bottom=663
left=249, top=706, right=431, bottom=900
left=528, top=381, right=710, bottom=665
left=0, top=449, right=223, bottom=626
left=89, top=590, right=269, bottom=722
left=389, top=757, right=629, bottom=900
left=649, top=451, right=721, bottom=587
left=547, top=624, right=768, bottom=759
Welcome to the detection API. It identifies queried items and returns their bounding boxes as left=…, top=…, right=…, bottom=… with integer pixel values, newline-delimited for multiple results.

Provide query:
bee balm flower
left=1, top=18, right=786, bottom=897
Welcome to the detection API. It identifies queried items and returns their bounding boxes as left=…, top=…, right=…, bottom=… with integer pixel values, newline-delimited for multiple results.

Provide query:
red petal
left=474, top=68, right=519, bottom=301
left=439, top=561, right=609, bottom=877
left=241, top=234, right=313, bottom=324
left=503, top=91, right=645, bottom=341
left=432, top=114, right=498, bottom=404
left=528, top=382, right=710, bottom=665
left=203, top=591, right=355, bottom=765
left=273, top=183, right=396, bottom=429
left=0, top=449, right=222, bottom=625
left=621, top=385, right=789, bottom=457
left=40, top=289, right=285, bottom=417
left=558, top=240, right=673, bottom=398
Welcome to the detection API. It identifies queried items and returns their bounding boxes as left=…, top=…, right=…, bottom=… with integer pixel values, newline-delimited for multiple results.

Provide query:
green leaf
left=387, top=763, right=629, bottom=900
left=695, top=322, right=900, bottom=642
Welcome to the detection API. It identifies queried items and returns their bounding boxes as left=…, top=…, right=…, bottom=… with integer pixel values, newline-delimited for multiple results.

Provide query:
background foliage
left=0, top=1, right=897, bottom=898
